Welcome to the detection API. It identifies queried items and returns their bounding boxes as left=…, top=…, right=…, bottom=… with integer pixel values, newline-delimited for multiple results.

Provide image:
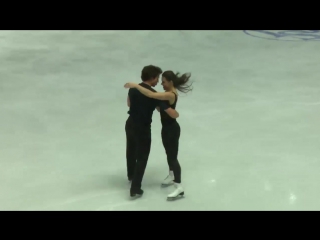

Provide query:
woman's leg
left=161, top=126, right=175, bottom=186
left=165, top=123, right=181, bottom=183
left=161, top=123, right=182, bottom=187
left=163, top=122, right=184, bottom=200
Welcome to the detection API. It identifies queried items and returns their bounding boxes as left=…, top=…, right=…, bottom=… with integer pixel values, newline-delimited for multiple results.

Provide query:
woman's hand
left=124, top=82, right=138, bottom=89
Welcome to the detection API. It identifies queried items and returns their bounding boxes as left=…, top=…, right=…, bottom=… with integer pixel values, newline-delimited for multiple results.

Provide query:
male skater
left=125, top=65, right=179, bottom=198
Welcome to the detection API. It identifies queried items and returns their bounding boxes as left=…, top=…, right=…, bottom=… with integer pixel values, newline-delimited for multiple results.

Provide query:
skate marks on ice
left=41, top=185, right=146, bottom=210
left=97, top=190, right=185, bottom=210
left=42, top=189, right=145, bottom=210
left=243, top=30, right=320, bottom=41
left=40, top=183, right=188, bottom=210
left=96, top=192, right=164, bottom=211
left=96, top=198, right=142, bottom=211
left=229, top=98, right=320, bottom=107
left=39, top=189, right=129, bottom=211
left=44, top=192, right=155, bottom=211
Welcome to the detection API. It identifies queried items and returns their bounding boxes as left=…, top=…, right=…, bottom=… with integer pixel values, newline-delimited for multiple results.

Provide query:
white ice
left=1, top=30, right=320, bottom=210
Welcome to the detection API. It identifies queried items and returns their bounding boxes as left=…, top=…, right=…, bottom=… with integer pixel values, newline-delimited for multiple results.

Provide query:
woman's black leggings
left=161, top=121, right=181, bottom=183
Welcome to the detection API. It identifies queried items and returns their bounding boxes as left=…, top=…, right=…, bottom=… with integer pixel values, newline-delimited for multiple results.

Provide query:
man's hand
left=124, top=82, right=138, bottom=89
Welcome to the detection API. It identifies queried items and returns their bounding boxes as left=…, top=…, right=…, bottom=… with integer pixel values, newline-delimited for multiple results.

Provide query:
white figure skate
left=167, top=183, right=184, bottom=201
left=161, top=171, right=174, bottom=187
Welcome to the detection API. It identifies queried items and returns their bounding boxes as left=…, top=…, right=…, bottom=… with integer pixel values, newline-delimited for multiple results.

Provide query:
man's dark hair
left=141, top=65, right=163, bottom=82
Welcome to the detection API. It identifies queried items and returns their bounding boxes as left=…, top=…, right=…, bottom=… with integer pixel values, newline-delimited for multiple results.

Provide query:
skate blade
left=167, top=192, right=184, bottom=201
left=130, top=190, right=143, bottom=200
left=130, top=194, right=142, bottom=200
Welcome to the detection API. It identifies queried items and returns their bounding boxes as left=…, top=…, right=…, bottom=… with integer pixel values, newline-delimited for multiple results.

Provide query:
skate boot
left=130, top=189, right=144, bottom=199
left=161, top=171, right=174, bottom=187
left=167, top=183, right=184, bottom=201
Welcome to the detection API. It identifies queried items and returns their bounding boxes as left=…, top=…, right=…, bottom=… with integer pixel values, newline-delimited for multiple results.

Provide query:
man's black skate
left=130, top=189, right=144, bottom=199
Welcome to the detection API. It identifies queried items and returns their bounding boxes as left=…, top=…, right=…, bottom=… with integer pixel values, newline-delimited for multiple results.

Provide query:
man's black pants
left=125, top=117, right=151, bottom=192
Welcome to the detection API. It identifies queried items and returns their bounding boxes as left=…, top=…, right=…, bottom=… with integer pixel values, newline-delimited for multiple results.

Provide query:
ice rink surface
left=1, top=30, right=320, bottom=210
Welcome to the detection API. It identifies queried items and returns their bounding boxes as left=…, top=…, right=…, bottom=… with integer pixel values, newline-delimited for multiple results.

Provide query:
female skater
left=124, top=71, right=192, bottom=200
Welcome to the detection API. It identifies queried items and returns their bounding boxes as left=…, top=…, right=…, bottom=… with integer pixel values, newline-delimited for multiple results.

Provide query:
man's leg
left=130, top=125, right=151, bottom=196
left=125, top=117, right=136, bottom=181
